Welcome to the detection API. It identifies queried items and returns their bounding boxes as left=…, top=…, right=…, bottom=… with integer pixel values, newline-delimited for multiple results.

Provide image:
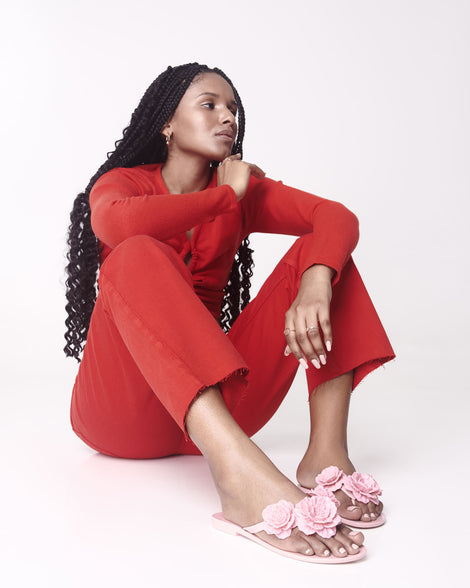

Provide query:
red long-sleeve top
left=89, top=163, right=359, bottom=320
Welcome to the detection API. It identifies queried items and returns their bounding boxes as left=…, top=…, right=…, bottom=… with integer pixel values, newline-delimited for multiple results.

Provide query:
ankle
left=307, top=434, right=348, bottom=456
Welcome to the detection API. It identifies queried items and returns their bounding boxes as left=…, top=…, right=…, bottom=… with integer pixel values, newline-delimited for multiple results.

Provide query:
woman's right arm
left=89, top=168, right=239, bottom=249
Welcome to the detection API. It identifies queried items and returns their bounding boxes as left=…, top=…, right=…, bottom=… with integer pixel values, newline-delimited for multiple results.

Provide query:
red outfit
left=70, top=163, right=395, bottom=458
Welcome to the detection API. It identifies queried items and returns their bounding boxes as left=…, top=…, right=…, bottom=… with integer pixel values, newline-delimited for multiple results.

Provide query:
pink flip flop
left=212, top=495, right=367, bottom=564
left=298, top=466, right=385, bottom=529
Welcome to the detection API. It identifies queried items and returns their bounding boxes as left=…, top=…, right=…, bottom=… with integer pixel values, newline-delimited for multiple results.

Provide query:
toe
left=322, top=536, right=349, bottom=558
left=367, top=502, right=377, bottom=519
left=336, top=525, right=365, bottom=553
left=359, top=504, right=371, bottom=521
left=304, top=535, right=332, bottom=558
left=286, top=529, right=317, bottom=556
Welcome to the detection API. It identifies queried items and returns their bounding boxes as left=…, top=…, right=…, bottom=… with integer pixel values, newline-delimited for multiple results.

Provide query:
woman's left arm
left=240, top=175, right=359, bottom=287
left=240, top=175, right=360, bottom=368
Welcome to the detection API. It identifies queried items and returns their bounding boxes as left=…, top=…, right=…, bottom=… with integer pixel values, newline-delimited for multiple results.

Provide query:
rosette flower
left=314, top=466, right=345, bottom=492
left=261, top=499, right=296, bottom=539
left=294, top=495, right=341, bottom=539
left=312, top=484, right=340, bottom=507
left=342, top=472, right=382, bottom=505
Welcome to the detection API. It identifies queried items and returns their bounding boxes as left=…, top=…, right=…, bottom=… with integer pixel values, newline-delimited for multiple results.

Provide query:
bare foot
left=212, top=440, right=365, bottom=558
left=296, top=445, right=383, bottom=524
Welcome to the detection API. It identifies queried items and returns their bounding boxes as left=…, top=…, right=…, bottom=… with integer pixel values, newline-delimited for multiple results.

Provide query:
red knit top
left=89, top=163, right=359, bottom=320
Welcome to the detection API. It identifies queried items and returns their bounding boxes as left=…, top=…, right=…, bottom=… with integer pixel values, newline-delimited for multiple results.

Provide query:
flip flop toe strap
left=243, top=496, right=341, bottom=540
left=315, top=466, right=383, bottom=505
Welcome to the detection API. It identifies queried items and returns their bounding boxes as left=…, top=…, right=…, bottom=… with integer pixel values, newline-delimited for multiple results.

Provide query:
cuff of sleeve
left=281, top=232, right=349, bottom=292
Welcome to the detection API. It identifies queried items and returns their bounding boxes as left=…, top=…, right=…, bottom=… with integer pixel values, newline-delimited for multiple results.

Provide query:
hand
left=284, top=265, right=334, bottom=370
left=217, top=154, right=265, bottom=201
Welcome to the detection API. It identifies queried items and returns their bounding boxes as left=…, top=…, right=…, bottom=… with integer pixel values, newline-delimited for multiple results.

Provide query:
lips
left=215, top=131, right=234, bottom=139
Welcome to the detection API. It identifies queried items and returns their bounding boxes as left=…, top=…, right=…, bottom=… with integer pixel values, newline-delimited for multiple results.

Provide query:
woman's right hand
left=217, top=154, right=265, bottom=201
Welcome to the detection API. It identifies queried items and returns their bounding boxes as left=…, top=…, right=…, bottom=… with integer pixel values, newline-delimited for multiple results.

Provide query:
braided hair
left=64, top=63, right=254, bottom=362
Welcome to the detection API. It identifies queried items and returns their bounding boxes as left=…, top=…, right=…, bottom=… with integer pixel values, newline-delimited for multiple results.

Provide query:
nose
left=221, top=107, right=236, bottom=126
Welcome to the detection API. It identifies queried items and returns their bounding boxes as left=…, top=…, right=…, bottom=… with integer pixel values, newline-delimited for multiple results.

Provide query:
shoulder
left=94, top=163, right=160, bottom=186
left=90, top=163, right=162, bottom=198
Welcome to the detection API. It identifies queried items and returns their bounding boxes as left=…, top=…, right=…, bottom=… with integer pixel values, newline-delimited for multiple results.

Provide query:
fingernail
left=326, top=341, right=332, bottom=352
left=299, top=358, right=309, bottom=370
left=351, top=543, right=359, bottom=549
left=319, top=354, right=326, bottom=365
left=311, top=359, right=321, bottom=369
left=284, top=345, right=291, bottom=356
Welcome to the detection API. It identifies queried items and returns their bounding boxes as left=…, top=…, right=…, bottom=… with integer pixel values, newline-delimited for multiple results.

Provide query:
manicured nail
left=319, top=354, right=326, bottom=365
left=349, top=530, right=360, bottom=536
left=299, top=358, right=309, bottom=370
left=351, top=543, right=359, bottom=549
left=284, top=345, right=291, bottom=356
left=311, top=359, right=321, bottom=369
left=370, top=513, right=376, bottom=519
left=362, top=514, right=370, bottom=520
left=305, top=547, right=313, bottom=555
left=339, top=547, right=346, bottom=554
left=323, top=549, right=330, bottom=556
left=326, top=341, right=332, bottom=352
left=347, top=506, right=359, bottom=511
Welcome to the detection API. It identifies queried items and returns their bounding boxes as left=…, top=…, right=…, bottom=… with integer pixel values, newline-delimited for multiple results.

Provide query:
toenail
left=323, top=549, right=330, bottom=556
left=370, top=513, right=376, bottom=519
left=363, top=514, right=370, bottom=519
left=347, top=506, right=359, bottom=511
left=339, top=547, right=347, bottom=554
left=305, top=548, right=312, bottom=555
left=349, top=530, right=360, bottom=536
left=352, top=543, right=359, bottom=549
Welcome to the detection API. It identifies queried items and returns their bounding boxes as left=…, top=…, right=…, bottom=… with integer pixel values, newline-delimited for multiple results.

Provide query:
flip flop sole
left=341, top=513, right=386, bottom=528
left=212, top=513, right=367, bottom=564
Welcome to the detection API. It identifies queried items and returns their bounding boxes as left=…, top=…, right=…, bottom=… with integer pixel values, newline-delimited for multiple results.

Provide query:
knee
left=102, top=235, right=181, bottom=276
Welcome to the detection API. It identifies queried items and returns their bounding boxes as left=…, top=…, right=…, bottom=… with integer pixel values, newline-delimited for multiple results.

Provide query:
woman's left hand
left=284, top=264, right=335, bottom=370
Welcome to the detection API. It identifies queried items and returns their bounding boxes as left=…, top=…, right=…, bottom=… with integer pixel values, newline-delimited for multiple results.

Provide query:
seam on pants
left=230, top=271, right=289, bottom=334
left=99, top=272, right=205, bottom=377
left=227, top=272, right=290, bottom=417
left=99, top=272, right=249, bottom=433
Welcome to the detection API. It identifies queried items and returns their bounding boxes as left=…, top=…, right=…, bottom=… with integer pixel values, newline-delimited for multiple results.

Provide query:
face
left=162, top=72, right=238, bottom=163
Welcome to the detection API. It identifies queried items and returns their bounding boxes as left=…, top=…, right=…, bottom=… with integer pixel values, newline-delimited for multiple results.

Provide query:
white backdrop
left=1, top=1, right=469, bottom=586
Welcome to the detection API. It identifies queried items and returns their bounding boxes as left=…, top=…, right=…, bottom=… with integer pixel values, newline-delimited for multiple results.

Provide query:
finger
left=249, top=164, right=265, bottom=178
left=317, top=306, right=333, bottom=353
left=295, top=322, right=322, bottom=370
left=284, top=327, right=309, bottom=370
left=306, top=323, right=325, bottom=368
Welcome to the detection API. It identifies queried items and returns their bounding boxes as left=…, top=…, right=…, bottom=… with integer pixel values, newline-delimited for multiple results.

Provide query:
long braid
left=64, top=63, right=254, bottom=362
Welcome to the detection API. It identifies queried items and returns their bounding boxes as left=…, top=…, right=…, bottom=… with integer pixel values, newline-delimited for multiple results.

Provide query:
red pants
left=70, top=234, right=395, bottom=459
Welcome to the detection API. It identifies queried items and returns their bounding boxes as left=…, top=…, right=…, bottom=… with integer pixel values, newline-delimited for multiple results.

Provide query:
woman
left=64, top=62, right=395, bottom=564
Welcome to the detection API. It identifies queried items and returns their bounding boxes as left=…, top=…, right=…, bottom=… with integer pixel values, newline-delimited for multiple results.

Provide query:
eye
left=202, top=102, right=215, bottom=109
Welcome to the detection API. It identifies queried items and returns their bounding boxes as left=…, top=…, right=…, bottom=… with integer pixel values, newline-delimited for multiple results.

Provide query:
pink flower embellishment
left=315, top=465, right=345, bottom=492
left=342, top=472, right=382, bottom=505
left=312, top=484, right=340, bottom=507
left=261, top=499, right=296, bottom=539
left=294, top=495, right=341, bottom=539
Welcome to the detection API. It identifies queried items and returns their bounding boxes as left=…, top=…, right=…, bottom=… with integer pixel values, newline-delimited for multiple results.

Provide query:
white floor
left=2, top=346, right=468, bottom=588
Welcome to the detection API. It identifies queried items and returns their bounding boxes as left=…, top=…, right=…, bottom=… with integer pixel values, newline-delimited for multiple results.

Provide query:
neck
left=161, top=153, right=213, bottom=194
